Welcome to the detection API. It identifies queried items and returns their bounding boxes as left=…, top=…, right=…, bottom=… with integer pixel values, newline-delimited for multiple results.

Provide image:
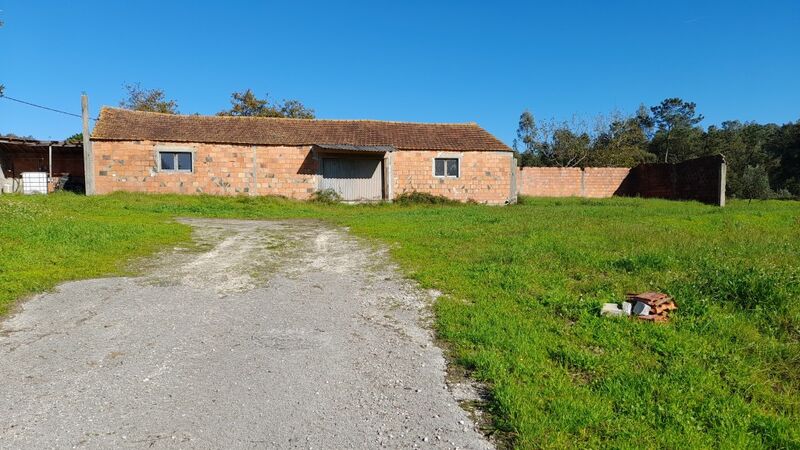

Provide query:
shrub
left=309, top=189, right=341, bottom=204
left=395, top=191, right=458, bottom=205
left=740, top=165, right=772, bottom=200
left=772, top=188, right=797, bottom=200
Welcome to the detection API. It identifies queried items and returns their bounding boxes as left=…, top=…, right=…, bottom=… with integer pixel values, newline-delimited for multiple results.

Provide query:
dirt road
left=0, top=219, right=491, bottom=449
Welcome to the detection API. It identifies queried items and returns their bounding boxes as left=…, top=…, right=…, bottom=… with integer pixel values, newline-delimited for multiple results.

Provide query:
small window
left=158, top=151, right=193, bottom=172
left=434, top=158, right=459, bottom=177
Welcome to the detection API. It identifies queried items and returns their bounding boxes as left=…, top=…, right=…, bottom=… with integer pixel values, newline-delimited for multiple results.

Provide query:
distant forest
left=514, top=98, right=799, bottom=199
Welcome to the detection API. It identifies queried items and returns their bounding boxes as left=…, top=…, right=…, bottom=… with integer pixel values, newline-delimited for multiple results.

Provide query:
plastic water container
left=22, top=172, right=48, bottom=195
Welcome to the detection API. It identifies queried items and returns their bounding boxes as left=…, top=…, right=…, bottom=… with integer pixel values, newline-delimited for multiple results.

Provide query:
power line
left=0, top=94, right=98, bottom=120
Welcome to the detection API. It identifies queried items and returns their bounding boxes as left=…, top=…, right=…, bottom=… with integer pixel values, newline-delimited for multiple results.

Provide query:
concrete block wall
left=392, top=150, right=515, bottom=204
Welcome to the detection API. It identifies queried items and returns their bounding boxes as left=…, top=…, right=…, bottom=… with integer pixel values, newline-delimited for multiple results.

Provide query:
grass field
left=1, top=193, right=799, bottom=448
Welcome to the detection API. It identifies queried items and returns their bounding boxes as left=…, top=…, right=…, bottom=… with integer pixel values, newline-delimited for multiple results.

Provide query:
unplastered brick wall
left=92, top=140, right=319, bottom=197
left=392, top=150, right=515, bottom=204
left=517, top=167, right=630, bottom=198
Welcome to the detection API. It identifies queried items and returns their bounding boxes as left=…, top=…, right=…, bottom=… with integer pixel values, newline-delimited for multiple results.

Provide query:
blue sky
left=1, top=0, right=798, bottom=145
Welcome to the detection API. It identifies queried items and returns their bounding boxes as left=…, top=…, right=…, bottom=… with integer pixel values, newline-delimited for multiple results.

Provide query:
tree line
left=513, top=98, right=800, bottom=199
left=118, top=83, right=315, bottom=119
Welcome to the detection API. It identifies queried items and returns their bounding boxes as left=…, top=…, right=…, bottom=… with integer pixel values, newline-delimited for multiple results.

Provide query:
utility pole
left=82, top=93, right=95, bottom=195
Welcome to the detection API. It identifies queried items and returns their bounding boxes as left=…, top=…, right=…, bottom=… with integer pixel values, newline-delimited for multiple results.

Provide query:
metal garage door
left=320, top=158, right=383, bottom=201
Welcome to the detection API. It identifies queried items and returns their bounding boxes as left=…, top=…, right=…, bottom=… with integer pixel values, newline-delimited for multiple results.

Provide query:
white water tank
left=22, top=172, right=48, bottom=195
left=1, top=179, right=14, bottom=194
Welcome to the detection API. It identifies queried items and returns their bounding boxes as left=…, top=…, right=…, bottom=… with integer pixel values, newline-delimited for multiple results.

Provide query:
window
left=434, top=158, right=459, bottom=177
left=159, top=151, right=193, bottom=172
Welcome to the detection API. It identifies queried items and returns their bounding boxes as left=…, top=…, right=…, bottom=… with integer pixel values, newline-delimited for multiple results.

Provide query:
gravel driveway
left=0, top=219, right=491, bottom=449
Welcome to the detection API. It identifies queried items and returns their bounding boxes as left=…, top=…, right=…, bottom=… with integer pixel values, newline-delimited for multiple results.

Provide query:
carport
left=0, top=136, right=85, bottom=193
left=314, top=144, right=394, bottom=202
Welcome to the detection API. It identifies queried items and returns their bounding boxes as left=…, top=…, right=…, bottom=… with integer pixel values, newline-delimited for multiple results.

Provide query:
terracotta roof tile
left=91, top=107, right=511, bottom=151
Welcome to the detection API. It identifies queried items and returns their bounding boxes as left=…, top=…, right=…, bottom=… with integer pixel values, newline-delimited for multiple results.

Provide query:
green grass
left=1, top=192, right=799, bottom=448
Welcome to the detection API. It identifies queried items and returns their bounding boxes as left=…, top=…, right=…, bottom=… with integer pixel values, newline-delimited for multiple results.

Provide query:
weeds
left=309, top=188, right=342, bottom=204
left=395, top=191, right=459, bottom=205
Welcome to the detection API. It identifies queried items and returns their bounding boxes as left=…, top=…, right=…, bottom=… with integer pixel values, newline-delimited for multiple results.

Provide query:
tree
left=513, top=111, right=592, bottom=167
left=119, top=83, right=179, bottom=114
left=589, top=116, right=655, bottom=167
left=218, top=89, right=314, bottom=119
left=548, top=127, right=591, bottom=167
left=278, top=99, right=315, bottom=119
left=765, top=121, right=800, bottom=196
left=739, top=165, right=772, bottom=201
left=635, top=104, right=655, bottom=139
left=649, top=98, right=704, bottom=163
left=705, top=121, right=778, bottom=197
left=513, top=110, right=542, bottom=166
left=65, top=133, right=83, bottom=144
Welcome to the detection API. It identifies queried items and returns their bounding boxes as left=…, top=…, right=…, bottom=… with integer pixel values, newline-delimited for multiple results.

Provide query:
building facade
left=90, top=108, right=516, bottom=204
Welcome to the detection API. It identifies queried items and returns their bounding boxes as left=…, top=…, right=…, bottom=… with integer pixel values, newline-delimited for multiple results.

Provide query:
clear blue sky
left=1, top=0, right=798, bottom=145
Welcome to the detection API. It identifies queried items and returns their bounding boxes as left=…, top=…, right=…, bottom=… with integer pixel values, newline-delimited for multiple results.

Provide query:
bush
left=309, top=189, right=341, bottom=204
left=771, top=188, right=797, bottom=200
left=394, top=191, right=458, bottom=205
left=740, top=165, right=772, bottom=200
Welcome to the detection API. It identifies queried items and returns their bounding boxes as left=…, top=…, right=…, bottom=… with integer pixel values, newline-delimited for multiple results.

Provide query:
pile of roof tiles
left=601, top=292, right=677, bottom=322
left=626, top=292, right=677, bottom=322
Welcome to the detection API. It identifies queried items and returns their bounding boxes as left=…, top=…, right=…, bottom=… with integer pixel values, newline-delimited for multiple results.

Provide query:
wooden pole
left=48, top=145, right=52, bottom=178
left=81, top=93, right=95, bottom=195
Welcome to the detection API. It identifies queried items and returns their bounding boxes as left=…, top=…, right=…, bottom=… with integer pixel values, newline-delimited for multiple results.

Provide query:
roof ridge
left=100, top=106, right=481, bottom=127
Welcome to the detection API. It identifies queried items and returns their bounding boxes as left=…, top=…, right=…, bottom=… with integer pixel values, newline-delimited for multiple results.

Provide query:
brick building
left=90, top=108, right=516, bottom=204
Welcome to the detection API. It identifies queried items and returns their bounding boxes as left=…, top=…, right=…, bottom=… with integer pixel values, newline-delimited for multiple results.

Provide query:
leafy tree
left=1, top=132, right=34, bottom=139
left=119, top=83, right=179, bottom=114
left=635, top=104, right=655, bottom=139
left=649, top=98, right=704, bottom=163
left=548, top=128, right=591, bottom=167
left=513, top=111, right=592, bottom=167
left=589, top=115, right=656, bottom=167
left=513, top=110, right=542, bottom=166
left=218, top=89, right=314, bottom=119
left=765, top=121, right=800, bottom=196
left=65, top=133, right=83, bottom=144
left=739, top=165, right=772, bottom=201
left=278, top=99, right=315, bottom=119
left=705, top=121, right=778, bottom=197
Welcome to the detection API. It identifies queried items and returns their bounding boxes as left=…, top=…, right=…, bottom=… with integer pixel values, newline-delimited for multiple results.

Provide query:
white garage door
left=320, top=158, right=383, bottom=201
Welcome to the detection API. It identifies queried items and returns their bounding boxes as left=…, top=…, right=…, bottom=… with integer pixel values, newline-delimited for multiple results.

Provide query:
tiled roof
left=91, top=107, right=511, bottom=151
